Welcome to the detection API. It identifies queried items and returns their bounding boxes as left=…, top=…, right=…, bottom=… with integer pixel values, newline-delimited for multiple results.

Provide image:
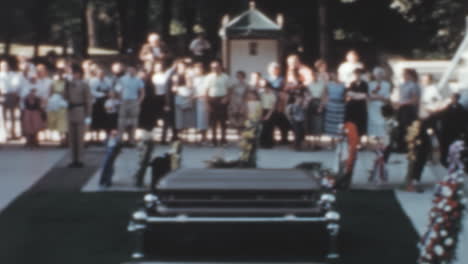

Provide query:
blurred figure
left=204, top=61, right=232, bottom=146
left=139, top=33, right=168, bottom=64
left=245, top=90, right=262, bottom=123
left=345, top=69, right=368, bottom=137
left=64, top=65, right=92, bottom=168
left=395, top=68, right=421, bottom=152
left=22, top=87, right=44, bottom=147
left=35, top=64, right=52, bottom=102
left=145, top=62, right=170, bottom=136
left=189, top=33, right=212, bottom=66
left=0, top=60, right=20, bottom=140
left=109, top=62, right=126, bottom=90
left=249, top=72, right=262, bottom=92
left=116, top=66, right=145, bottom=146
left=191, top=63, right=209, bottom=143
left=47, top=69, right=69, bottom=146
left=173, top=68, right=195, bottom=134
left=314, top=59, right=330, bottom=83
left=89, top=68, right=112, bottom=142
left=367, top=67, right=391, bottom=139
left=104, top=90, right=120, bottom=135
left=324, top=73, right=346, bottom=138
left=229, top=71, right=248, bottom=132
left=99, top=130, right=122, bottom=188
left=338, top=50, right=364, bottom=87
left=259, top=81, right=277, bottom=148
left=419, top=73, right=442, bottom=119
left=286, top=95, right=307, bottom=150
left=266, top=62, right=284, bottom=93
left=303, top=68, right=326, bottom=147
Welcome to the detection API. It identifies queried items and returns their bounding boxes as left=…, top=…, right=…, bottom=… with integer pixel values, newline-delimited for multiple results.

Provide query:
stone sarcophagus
left=128, top=168, right=340, bottom=263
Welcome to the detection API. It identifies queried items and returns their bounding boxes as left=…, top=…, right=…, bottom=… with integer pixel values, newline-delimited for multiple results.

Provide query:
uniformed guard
left=65, top=64, right=92, bottom=168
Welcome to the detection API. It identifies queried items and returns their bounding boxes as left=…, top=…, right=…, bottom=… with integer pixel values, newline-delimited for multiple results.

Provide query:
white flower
left=441, top=186, right=453, bottom=197
left=444, top=205, right=452, bottom=212
left=436, top=217, right=444, bottom=224
left=434, top=245, right=444, bottom=256
left=444, top=238, right=454, bottom=246
left=440, top=230, right=448, bottom=237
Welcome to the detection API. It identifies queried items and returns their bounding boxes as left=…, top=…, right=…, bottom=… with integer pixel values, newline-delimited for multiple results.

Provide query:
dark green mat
left=0, top=190, right=419, bottom=264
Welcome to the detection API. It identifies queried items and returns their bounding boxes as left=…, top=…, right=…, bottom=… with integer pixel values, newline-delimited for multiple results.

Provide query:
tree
left=160, top=0, right=173, bottom=39
left=133, top=0, right=150, bottom=49
left=80, top=0, right=90, bottom=58
left=28, top=0, right=51, bottom=58
left=116, top=0, right=130, bottom=54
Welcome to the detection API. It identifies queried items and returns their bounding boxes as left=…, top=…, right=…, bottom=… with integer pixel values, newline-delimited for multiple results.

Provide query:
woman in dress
left=148, top=62, right=170, bottom=136
left=229, top=71, right=249, bottom=133
left=345, top=69, right=368, bottom=137
left=47, top=69, right=68, bottom=146
left=172, top=65, right=195, bottom=136
left=89, top=68, right=112, bottom=142
left=367, top=67, right=391, bottom=139
left=138, top=69, right=158, bottom=132
left=22, top=86, right=45, bottom=147
left=104, top=90, right=120, bottom=133
left=324, top=73, right=346, bottom=137
left=259, top=80, right=277, bottom=148
left=191, top=63, right=209, bottom=143
left=302, top=68, right=326, bottom=147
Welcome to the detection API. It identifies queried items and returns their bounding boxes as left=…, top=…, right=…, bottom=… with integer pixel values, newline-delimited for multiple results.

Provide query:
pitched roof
left=222, top=7, right=282, bottom=38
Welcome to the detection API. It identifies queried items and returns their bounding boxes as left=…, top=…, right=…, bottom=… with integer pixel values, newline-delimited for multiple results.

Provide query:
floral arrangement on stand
left=418, top=141, right=467, bottom=264
left=206, top=120, right=261, bottom=168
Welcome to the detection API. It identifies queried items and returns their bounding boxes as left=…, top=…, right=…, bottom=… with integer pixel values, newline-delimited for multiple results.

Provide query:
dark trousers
left=271, top=111, right=290, bottom=144
left=162, top=111, right=178, bottom=143
left=208, top=97, right=228, bottom=144
left=291, top=121, right=305, bottom=148
left=260, top=109, right=274, bottom=148
left=397, top=105, right=418, bottom=151
left=99, top=145, right=121, bottom=186
left=408, top=137, right=431, bottom=183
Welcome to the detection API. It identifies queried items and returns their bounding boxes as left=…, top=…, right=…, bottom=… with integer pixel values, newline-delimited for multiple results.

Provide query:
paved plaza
left=0, top=145, right=466, bottom=263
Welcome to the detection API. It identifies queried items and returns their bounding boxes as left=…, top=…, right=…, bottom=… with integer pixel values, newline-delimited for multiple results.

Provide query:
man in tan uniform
left=65, top=65, right=92, bottom=168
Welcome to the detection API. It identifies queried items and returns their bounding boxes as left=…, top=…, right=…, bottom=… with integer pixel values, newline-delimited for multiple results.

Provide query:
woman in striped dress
left=324, top=73, right=346, bottom=137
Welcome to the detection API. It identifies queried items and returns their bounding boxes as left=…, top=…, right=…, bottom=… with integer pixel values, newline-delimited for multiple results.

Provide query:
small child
left=245, top=90, right=263, bottom=123
left=286, top=95, right=307, bottom=150
left=99, top=130, right=122, bottom=188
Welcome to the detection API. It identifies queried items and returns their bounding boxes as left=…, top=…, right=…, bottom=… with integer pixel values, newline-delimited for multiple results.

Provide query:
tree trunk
left=318, top=0, right=328, bottom=60
left=86, top=1, right=97, bottom=48
left=31, top=1, right=50, bottom=59
left=3, top=29, right=12, bottom=56
left=116, top=0, right=130, bottom=54
left=160, top=0, right=172, bottom=40
left=80, top=0, right=90, bottom=58
left=134, top=0, right=150, bottom=50
left=183, top=3, right=196, bottom=55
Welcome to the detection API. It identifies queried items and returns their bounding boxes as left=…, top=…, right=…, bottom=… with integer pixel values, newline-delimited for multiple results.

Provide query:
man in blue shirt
left=116, top=66, right=145, bottom=146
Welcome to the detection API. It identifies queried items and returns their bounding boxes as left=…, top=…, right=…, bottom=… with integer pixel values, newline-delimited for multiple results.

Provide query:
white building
left=219, top=3, right=283, bottom=77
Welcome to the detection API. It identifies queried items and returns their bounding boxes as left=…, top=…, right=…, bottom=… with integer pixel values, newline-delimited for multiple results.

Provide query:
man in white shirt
left=338, top=50, right=364, bottom=88
left=0, top=60, right=20, bottom=140
left=203, top=61, right=232, bottom=145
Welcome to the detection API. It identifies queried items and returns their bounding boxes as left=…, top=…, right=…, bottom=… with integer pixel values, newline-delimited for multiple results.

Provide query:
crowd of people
left=0, top=33, right=456, bottom=163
